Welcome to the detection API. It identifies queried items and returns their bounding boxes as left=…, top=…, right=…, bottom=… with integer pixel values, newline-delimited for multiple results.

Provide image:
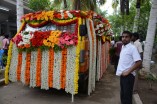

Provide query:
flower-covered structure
left=5, top=10, right=111, bottom=96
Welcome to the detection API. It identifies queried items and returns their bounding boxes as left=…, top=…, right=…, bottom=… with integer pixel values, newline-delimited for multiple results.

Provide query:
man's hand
left=122, top=70, right=130, bottom=76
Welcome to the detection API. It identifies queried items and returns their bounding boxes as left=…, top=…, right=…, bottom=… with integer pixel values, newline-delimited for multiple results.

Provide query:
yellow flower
left=43, top=40, right=48, bottom=45
left=51, top=43, right=55, bottom=48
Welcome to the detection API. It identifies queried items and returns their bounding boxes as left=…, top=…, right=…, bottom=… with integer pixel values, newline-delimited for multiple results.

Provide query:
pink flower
left=12, top=33, right=23, bottom=46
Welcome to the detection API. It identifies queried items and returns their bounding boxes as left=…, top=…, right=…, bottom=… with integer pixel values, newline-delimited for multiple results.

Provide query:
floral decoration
left=58, top=32, right=78, bottom=49
left=31, top=31, right=51, bottom=47
left=43, top=30, right=61, bottom=48
left=12, top=30, right=78, bottom=52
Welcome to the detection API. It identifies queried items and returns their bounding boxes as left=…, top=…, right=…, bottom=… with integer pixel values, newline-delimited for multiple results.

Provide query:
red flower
left=30, top=31, right=51, bottom=47
left=12, top=33, right=23, bottom=46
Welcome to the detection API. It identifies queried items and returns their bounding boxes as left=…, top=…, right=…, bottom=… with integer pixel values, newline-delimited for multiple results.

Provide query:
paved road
left=0, top=66, right=121, bottom=104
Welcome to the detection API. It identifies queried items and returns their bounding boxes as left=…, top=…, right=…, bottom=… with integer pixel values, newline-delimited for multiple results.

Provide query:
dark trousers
left=120, top=74, right=135, bottom=104
left=114, top=55, right=119, bottom=73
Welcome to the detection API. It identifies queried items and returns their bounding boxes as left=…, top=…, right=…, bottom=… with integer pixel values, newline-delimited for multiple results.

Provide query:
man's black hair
left=4, top=35, right=9, bottom=38
left=132, top=32, right=139, bottom=39
left=122, top=31, right=132, bottom=37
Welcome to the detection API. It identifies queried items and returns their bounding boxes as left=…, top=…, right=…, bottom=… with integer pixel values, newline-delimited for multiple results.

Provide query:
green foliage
left=107, top=0, right=151, bottom=39
left=28, top=0, right=51, bottom=11
left=2, top=55, right=7, bottom=66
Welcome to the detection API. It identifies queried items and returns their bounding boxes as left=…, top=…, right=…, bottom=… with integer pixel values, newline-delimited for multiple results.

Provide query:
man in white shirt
left=132, top=32, right=143, bottom=93
left=116, top=31, right=142, bottom=104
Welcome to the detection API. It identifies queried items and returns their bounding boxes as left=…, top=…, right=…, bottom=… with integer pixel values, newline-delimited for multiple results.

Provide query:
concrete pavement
left=0, top=65, right=142, bottom=104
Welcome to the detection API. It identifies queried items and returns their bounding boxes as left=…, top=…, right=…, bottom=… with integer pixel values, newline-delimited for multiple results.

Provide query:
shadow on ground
left=0, top=65, right=121, bottom=104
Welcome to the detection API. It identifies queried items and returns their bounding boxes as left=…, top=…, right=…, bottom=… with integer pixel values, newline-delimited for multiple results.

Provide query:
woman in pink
left=2, top=35, right=9, bottom=56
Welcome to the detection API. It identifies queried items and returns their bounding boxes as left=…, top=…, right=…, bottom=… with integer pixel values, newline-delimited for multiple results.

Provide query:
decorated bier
left=5, top=10, right=111, bottom=96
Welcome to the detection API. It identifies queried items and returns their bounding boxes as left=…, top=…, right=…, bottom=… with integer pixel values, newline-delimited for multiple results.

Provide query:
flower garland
left=53, top=50, right=62, bottom=90
left=5, top=22, right=26, bottom=84
left=5, top=42, right=13, bottom=84
left=21, top=11, right=90, bottom=23
left=30, top=51, right=37, bottom=87
left=51, top=17, right=78, bottom=26
left=16, top=52, right=22, bottom=81
left=9, top=44, right=18, bottom=82
left=60, top=48, right=67, bottom=89
left=86, top=19, right=97, bottom=95
left=36, top=48, right=42, bottom=87
left=25, top=52, right=31, bottom=85
left=96, top=39, right=101, bottom=81
left=48, top=48, right=54, bottom=88
left=21, top=52, right=26, bottom=84
left=65, top=46, right=76, bottom=94
left=73, top=18, right=80, bottom=94
left=41, top=50, right=49, bottom=90
left=91, top=19, right=97, bottom=90
left=89, top=19, right=96, bottom=92
left=28, top=21, right=49, bottom=28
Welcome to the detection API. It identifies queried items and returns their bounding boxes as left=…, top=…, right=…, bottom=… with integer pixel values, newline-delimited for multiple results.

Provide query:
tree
left=132, top=0, right=141, bottom=32
left=143, top=0, right=157, bottom=72
left=17, top=0, right=24, bottom=31
left=28, top=0, right=51, bottom=11
left=108, top=0, right=151, bottom=39
left=28, top=0, right=106, bottom=12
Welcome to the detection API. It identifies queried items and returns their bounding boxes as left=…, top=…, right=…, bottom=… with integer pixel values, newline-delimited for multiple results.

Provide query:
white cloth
left=134, top=39, right=143, bottom=53
left=116, top=43, right=141, bottom=76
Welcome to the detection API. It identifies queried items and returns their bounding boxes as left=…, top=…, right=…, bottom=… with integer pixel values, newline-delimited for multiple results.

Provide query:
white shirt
left=116, top=43, right=141, bottom=76
left=134, top=39, right=143, bottom=53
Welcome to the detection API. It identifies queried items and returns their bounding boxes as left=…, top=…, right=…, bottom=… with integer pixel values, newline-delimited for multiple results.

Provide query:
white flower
left=18, top=41, right=23, bottom=46
left=61, top=12, right=64, bottom=19
left=99, top=24, right=103, bottom=27
left=96, top=25, right=99, bottom=29
left=101, top=29, right=104, bottom=32
left=60, top=10, right=64, bottom=12
left=66, top=11, right=73, bottom=18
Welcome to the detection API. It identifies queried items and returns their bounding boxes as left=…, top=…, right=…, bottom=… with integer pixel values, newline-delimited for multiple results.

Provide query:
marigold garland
left=74, top=18, right=80, bottom=94
left=60, top=48, right=67, bottom=89
left=16, top=52, right=22, bottom=81
left=51, top=17, right=78, bottom=26
left=5, top=42, right=13, bottom=84
left=25, top=52, right=31, bottom=85
left=28, top=21, right=49, bottom=28
left=36, top=48, right=42, bottom=86
left=48, top=48, right=54, bottom=87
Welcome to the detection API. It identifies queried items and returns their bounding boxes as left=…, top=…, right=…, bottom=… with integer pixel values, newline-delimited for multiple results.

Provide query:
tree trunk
left=16, top=0, right=24, bottom=31
left=74, top=0, right=81, bottom=10
left=133, top=8, right=140, bottom=32
left=63, top=0, right=67, bottom=9
left=143, top=0, right=157, bottom=72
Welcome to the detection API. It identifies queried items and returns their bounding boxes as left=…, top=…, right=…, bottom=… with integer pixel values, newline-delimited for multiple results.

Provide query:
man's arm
left=122, top=60, right=142, bottom=76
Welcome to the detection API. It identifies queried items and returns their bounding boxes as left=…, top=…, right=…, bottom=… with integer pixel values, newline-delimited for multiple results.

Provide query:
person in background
left=116, top=31, right=142, bottom=104
left=0, top=48, right=4, bottom=69
left=111, top=37, right=115, bottom=47
left=2, top=35, right=9, bottom=56
left=0, top=34, right=4, bottom=49
left=114, top=36, right=123, bottom=73
left=132, top=32, right=143, bottom=93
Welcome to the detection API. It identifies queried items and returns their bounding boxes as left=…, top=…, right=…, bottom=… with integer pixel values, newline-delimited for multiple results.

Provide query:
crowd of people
left=0, top=34, right=10, bottom=70
left=111, top=31, right=143, bottom=104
